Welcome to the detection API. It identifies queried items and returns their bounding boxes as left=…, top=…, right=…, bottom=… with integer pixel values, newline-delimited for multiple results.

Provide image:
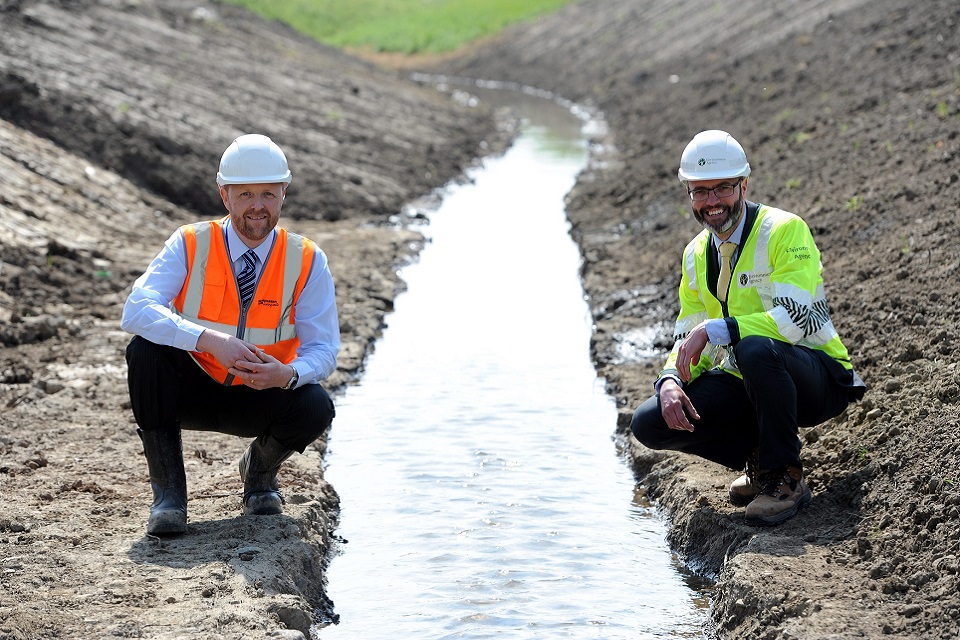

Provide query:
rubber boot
left=238, top=435, right=295, bottom=516
left=138, top=428, right=188, bottom=535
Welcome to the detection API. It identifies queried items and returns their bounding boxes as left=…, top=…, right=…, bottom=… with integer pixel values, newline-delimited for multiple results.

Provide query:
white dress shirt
left=121, top=220, right=340, bottom=386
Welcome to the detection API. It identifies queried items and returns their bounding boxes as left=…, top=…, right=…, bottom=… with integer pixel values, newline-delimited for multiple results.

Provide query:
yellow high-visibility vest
left=661, top=203, right=854, bottom=382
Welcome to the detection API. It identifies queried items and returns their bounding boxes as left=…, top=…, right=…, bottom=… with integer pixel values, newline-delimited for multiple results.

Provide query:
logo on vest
left=257, top=299, right=280, bottom=308
left=739, top=271, right=771, bottom=288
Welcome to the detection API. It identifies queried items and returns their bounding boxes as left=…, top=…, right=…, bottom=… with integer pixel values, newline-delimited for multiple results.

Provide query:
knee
left=315, top=387, right=336, bottom=432
left=125, top=335, right=160, bottom=365
left=125, top=335, right=184, bottom=372
left=732, top=335, right=778, bottom=375
left=288, top=385, right=336, bottom=450
left=630, top=396, right=668, bottom=450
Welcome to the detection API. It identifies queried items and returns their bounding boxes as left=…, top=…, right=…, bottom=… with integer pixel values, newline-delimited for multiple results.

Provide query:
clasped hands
left=197, top=330, right=293, bottom=390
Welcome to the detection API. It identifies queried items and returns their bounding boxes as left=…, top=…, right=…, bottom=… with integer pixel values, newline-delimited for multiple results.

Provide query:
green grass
left=224, top=0, right=579, bottom=54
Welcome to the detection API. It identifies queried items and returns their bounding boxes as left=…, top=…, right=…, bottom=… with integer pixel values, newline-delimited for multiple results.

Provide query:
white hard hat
left=216, top=134, right=292, bottom=186
left=678, top=130, right=751, bottom=182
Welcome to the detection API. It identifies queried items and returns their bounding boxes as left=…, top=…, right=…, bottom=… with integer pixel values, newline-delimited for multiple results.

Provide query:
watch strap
left=283, top=367, right=299, bottom=390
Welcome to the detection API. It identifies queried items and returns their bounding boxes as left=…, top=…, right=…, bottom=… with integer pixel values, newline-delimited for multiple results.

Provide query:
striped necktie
left=237, top=249, right=258, bottom=309
left=717, top=241, right=737, bottom=303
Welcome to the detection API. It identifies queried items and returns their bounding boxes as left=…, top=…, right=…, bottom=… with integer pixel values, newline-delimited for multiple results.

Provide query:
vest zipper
left=225, top=275, right=257, bottom=386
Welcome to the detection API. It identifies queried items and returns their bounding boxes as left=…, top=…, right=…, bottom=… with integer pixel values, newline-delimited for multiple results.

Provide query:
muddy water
left=317, top=89, right=711, bottom=639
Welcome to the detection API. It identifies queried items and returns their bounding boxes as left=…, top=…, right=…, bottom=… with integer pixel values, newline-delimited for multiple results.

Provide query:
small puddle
left=316, top=85, right=711, bottom=639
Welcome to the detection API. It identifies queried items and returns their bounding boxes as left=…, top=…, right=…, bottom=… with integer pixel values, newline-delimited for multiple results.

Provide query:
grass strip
left=224, top=0, right=578, bottom=54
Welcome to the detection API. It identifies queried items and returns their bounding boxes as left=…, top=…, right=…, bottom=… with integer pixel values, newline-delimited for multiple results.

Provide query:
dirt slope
left=437, top=0, right=960, bottom=637
left=2, top=0, right=960, bottom=638
left=0, top=1, right=505, bottom=638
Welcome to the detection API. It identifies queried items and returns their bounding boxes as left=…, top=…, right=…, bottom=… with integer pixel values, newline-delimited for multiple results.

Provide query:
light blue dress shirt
left=120, top=220, right=340, bottom=386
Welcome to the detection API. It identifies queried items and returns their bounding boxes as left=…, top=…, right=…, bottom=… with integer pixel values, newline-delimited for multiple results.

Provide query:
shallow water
left=317, top=89, right=710, bottom=639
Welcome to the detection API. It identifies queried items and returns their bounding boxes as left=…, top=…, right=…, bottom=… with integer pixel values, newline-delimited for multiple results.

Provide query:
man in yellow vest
left=121, top=134, right=339, bottom=535
left=630, top=130, right=865, bottom=526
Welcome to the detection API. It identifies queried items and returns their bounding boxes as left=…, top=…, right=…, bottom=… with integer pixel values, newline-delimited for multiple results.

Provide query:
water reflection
left=318, top=90, right=710, bottom=639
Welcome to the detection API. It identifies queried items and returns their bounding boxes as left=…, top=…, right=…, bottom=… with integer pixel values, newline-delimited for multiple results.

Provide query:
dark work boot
left=728, top=448, right=761, bottom=506
left=138, top=428, right=188, bottom=535
left=238, top=435, right=295, bottom=516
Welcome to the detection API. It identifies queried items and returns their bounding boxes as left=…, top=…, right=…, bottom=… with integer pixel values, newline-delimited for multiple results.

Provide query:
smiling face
left=688, top=177, right=747, bottom=239
left=220, top=182, right=286, bottom=247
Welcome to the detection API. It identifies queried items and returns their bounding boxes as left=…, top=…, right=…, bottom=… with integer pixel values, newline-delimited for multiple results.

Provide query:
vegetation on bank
left=223, top=0, right=579, bottom=54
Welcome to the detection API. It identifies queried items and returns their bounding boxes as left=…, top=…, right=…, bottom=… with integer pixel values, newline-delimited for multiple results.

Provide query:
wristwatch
left=282, top=367, right=299, bottom=390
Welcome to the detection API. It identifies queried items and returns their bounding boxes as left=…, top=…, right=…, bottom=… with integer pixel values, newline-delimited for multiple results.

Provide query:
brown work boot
left=728, top=448, right=760, bottom=506
left=744, top=466, right=811, bottom=526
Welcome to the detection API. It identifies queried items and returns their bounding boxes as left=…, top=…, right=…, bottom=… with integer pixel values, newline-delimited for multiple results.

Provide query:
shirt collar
left=224, top=219, right=276, bottom=264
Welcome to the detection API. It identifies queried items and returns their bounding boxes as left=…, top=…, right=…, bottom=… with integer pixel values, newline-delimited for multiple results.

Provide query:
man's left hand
left=229, top=350, right=293, bottom=390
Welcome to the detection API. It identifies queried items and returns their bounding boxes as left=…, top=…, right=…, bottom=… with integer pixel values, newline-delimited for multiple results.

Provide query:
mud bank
left=0, top=1, right=508, bottom=637
left=2, top=0, right=960, bottom=638
left=435, top=0, right=960, bottom=637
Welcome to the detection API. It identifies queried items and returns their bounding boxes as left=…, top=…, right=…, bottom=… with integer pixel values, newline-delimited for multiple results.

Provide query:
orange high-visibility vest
left=172, top=218, right=315, bottom=385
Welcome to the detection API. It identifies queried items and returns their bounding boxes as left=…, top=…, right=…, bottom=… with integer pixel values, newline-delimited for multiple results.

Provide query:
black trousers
left=630, top=336, right=851, bottom=472
left=125, top=335, right=335, bottom=453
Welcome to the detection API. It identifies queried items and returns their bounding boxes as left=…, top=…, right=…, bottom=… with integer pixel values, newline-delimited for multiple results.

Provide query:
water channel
left=317, top=86, right=711, bottom=639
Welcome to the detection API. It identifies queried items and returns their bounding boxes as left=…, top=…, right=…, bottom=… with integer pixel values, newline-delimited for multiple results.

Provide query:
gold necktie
left=717, top=241, right=737, bottom=303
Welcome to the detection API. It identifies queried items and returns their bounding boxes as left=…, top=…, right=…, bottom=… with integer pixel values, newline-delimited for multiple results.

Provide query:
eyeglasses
left=688, top=179, right=742, bottom=202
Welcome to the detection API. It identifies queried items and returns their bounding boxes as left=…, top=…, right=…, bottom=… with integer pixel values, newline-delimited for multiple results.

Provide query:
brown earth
left=1, top=0, right=959, bottom=639
left=438, top=0, right=960, bottom=638
left=0, top=1, right=505, bottom=638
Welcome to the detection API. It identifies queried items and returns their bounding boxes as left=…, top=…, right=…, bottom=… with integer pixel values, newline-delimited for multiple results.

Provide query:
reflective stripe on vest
left=173, top=219, right=314, bottom=385
left=731, top=207, right=841, bottom=349
left=667, top=204, right=850, bottom=378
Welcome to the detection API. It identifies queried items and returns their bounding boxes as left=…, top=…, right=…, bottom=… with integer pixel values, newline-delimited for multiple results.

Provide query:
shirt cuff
left=655, top=375, right=682, bottom=395
left=289, top=360, right=307, bottom=389
left=705, top=318, right=731, bottom=346
left=174, top=324, right=205, bottom=351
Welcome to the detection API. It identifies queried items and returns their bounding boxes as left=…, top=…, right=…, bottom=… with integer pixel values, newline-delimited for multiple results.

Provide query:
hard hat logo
left=678, top=130, right=751, bottom=182
left=217, top=134, right=292, bottom=187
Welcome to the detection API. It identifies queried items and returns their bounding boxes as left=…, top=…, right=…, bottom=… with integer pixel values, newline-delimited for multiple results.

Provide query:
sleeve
left=726, top=216, right=822, bottom=345
left=289, top=246, right=341, bottom=383
left=120, top=228, right=206, bottom=350
left=705, top=318, right=732, bottom=345
left=657, top=240, right=719, bottom=386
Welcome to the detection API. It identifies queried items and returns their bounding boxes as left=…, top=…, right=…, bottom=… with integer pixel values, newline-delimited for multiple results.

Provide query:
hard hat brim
left=678, top=165, right=750, bottom=182
left=217, top=172, right=292, bottom=186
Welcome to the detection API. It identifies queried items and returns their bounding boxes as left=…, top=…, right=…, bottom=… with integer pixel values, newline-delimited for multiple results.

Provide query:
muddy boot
left=238, top=435, right=295, bottom=516
left=138, top=428, right=188, bottom=535
left=744, top=465, right=812, bottom=526
left=728, top=448, right=761, bottom=506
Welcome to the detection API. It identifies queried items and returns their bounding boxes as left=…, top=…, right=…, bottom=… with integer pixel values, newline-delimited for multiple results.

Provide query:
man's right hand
left=196, top=330, right=260, bottom=370
left=658, top=378, right=701, bottom=432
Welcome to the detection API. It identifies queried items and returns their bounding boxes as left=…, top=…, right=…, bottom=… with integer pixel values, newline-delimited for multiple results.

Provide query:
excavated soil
left=0, top=2, right=504, bottom=638
left=439, top=0, right=960, bottom=638
left=2, top=0, right=960, bottom=638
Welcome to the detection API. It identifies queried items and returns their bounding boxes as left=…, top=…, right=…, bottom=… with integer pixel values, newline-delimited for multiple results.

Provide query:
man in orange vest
left=121, top=134, right=339, bottom=535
